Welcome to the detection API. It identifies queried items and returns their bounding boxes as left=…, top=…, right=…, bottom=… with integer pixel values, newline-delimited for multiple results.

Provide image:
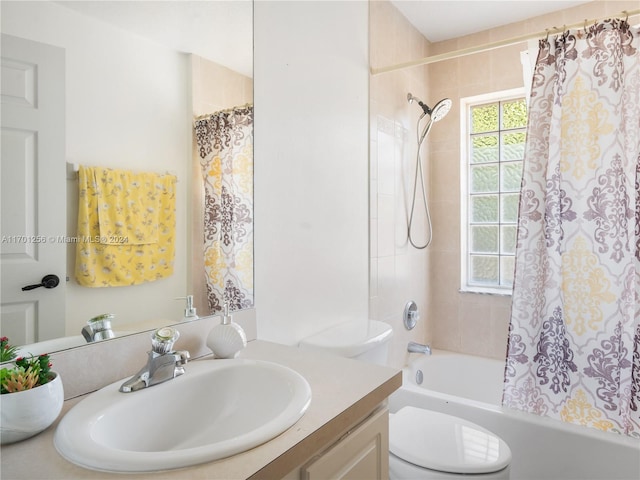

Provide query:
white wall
left=253, top=1, right=370, bottom=345
left=2, top=1, right=190, bottom=333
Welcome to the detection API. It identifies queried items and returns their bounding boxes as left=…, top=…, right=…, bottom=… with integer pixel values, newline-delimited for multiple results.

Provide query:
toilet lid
left=389, top=407, right=512, bottom=474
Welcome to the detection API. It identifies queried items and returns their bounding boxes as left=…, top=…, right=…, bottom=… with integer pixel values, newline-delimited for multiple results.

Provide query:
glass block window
left=461, top=90, right=526, bottom=294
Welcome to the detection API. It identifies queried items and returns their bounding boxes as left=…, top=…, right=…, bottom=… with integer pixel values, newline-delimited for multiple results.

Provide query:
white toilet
left=299, top=320, right=512, bottom=479
left=389, top=406, right=511, bottom=479
left=298, top=319, right=393, bottom=365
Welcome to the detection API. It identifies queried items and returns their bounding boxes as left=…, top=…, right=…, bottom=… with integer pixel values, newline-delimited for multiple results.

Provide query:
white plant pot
left=0, top=372, right=64, bottom=444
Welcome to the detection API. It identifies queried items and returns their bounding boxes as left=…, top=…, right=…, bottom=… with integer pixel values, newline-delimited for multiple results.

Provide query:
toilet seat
left=389, top=407, right=511, bottom=475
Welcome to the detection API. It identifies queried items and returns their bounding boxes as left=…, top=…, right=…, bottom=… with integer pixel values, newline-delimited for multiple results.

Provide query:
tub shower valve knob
left=404, top=301, right=419, bottom=330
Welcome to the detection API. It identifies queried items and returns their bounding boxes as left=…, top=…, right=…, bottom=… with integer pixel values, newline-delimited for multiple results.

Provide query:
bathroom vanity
left=1, top=340, right=401, bottom=479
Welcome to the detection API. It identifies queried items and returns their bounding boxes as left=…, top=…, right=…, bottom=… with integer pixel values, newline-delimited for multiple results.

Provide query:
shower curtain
left=194, top=105, right=254, bottom=313
left=503, top=19, right=640, bottom=437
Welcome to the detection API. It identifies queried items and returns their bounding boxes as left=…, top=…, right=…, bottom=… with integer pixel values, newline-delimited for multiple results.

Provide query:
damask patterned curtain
left=503, top=20, right=640, bottom=437
left=194, top=105, right=253, bottom=313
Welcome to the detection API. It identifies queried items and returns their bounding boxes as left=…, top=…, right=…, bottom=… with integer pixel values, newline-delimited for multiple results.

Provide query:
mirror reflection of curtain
left=503, top=20, right=639, bottom=437
left=195, top=105, right=253, bottom=313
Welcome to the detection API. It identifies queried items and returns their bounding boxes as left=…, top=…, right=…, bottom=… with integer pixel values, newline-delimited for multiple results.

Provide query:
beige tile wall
left=370, top=1, right=639, bottom=361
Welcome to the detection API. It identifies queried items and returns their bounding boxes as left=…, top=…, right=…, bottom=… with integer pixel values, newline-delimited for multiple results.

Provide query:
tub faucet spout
left=408, top=341, right=431, bottom=355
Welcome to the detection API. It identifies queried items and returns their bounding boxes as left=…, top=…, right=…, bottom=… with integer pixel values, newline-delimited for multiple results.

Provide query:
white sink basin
left=54, top=359, right=311, bottom=472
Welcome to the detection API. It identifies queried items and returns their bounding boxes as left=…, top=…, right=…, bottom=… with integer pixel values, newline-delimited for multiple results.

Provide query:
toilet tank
left=298, top=320, right=393, bottom=365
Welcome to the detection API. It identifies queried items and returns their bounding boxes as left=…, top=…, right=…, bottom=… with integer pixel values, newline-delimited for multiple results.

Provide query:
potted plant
left=0, top=337, right=64, bottom=444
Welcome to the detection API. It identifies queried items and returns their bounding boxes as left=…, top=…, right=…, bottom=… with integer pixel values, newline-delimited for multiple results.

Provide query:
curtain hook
left=623, top=11, right=629, bottom=23
left=545, top=28, right=550, bottom=41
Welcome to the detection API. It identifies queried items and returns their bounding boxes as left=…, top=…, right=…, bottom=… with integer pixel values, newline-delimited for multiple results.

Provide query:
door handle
left=22, top=274, right=60, bottom=291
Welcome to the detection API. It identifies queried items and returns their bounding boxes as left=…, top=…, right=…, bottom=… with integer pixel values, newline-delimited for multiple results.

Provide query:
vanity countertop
left=1, top=340, right=402, bottom=479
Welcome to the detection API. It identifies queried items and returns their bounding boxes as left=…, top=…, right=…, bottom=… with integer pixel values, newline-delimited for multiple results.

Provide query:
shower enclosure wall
left=369, top=1, right=432, bottom=369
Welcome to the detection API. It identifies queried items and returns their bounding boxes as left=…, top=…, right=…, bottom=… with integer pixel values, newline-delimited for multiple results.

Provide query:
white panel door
left=1, top=34, right=66, bottom=344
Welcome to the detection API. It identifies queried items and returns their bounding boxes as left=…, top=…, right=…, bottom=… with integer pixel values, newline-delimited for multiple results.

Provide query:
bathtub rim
left=398, top=349, right=640, bottom=449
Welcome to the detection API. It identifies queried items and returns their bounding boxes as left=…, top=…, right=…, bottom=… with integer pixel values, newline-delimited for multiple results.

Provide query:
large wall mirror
left=0, top=1, right=253, bottom=355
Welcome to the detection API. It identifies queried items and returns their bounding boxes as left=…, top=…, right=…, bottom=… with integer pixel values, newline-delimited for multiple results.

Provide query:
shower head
left=430, top=98, right=452, bottom=122
left=407, top=93, right=452, bottom=122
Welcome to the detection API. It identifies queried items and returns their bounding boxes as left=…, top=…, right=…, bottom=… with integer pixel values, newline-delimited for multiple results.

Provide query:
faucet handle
left=151, top=327, right=180, bottom=354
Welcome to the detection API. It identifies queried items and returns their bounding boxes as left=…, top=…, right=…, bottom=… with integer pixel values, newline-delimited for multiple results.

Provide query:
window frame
left=459, top=88, right=526, bottom=295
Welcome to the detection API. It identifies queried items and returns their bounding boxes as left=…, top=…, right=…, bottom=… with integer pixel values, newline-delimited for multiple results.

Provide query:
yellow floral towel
left=96, top=168, right=160, bottom=245
left=75, top=166, right=176, bottom=287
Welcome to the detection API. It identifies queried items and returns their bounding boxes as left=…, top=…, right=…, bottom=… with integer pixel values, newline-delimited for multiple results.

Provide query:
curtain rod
left=370, top=9, right=640, bottom=76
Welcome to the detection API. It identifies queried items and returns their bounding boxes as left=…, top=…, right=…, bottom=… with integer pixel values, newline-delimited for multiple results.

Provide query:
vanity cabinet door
left=302, top=408, right=389, bottom=480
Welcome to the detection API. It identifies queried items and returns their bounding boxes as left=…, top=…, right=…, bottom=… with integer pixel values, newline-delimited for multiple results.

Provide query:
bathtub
left=389, top=350, right=640, bottom=480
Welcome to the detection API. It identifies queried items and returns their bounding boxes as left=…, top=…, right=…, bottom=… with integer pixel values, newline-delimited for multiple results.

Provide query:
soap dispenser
left=206, top=303, right=247, bottom=358
left=177, top=295, right=198, bottom=322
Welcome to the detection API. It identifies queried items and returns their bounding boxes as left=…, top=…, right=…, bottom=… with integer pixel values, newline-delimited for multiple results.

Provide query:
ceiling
left=55, top=0, right=253, bottom=77
left=391, top=0, right=593, bottom=42
left=54, top=0, right=595, bottom=77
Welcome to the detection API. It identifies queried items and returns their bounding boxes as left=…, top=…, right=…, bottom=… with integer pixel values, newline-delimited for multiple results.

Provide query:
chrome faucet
left=82, top=313, right=116, bottom=342
left=120, top=327, right=190, bottom=393
left=407, top=341, right=432, bottom=355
